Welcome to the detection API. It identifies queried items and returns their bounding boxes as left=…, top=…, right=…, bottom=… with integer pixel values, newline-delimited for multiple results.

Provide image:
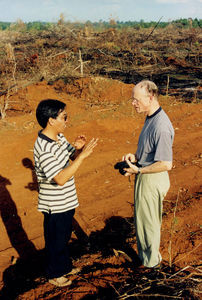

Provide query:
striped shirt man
left=34, top=130, right=79, bottom=214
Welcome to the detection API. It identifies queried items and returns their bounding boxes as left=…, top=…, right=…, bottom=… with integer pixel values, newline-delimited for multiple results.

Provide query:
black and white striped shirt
left=34, top=131, right=79, bottom=214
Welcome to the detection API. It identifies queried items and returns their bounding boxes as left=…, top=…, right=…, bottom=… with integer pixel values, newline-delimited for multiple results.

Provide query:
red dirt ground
left=0, top=77, right=201, bottom=299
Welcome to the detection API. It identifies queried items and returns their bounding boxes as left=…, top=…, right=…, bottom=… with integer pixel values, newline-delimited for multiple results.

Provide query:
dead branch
left=169, top=265, right=192, bottom=279
left=174, top=242, right=202, bottom=265
left=49, top=50, right=70, bottom=59
left=119, top=293, right=182, bottom=299
left=144, top=16, right=163, bottom=42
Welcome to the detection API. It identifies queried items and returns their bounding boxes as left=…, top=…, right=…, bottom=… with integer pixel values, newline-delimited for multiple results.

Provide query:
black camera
left=114, top=161, right=134, bottom=175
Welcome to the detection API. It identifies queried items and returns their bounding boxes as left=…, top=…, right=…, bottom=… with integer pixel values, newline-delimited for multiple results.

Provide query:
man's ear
left=48, top=117, right=55, bottom=126
left=149, top=95, right=153, bottom=103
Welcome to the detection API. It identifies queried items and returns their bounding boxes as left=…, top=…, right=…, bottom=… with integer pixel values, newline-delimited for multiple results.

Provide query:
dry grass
left=0, top=25, right=201, bottom=111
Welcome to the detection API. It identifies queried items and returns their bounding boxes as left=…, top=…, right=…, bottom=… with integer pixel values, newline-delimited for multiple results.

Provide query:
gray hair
left=137, top=80, right=158, bottom=98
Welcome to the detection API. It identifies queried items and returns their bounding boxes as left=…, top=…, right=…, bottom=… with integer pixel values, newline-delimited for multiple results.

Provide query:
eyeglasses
left=130, top=98, right=141, bottom=104
left=128, top=98, right=137, bottom=103
left=56, top=114, right=68, bottom=121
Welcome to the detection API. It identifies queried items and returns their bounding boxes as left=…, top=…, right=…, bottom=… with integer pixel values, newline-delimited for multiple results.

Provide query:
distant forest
left=0, top=18, right=201, bottom=31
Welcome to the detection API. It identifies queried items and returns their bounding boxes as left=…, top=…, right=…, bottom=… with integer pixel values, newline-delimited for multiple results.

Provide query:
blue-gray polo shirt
left=136, top=107, right=174, bottom=167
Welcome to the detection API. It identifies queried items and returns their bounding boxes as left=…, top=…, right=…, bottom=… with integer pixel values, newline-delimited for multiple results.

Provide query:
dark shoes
left=136, top=261, right=162, bottom=271
left=134, top=262, right=163, bottom=279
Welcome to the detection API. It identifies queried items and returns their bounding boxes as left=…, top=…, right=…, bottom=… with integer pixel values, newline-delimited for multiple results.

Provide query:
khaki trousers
left=134, top=172, right=170, bottom=267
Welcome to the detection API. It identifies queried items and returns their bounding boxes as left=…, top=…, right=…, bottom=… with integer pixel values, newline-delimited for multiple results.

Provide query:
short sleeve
left=40, top=151, right=63, bottom=181
left=67, top=143, right=76, bottom=160
left=154, top=131, right=173, bottom=162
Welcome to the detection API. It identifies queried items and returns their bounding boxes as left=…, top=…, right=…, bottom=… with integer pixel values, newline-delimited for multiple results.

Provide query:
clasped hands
left=122, top=153, right=139, bottom=176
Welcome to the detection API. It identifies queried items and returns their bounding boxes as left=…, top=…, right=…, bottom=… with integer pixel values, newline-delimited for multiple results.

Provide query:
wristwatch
left=137, top=168, right=141, bottom=174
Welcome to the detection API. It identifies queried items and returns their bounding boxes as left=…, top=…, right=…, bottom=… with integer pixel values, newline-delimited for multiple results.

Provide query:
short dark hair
left=36, top=99, right=66, bottom=128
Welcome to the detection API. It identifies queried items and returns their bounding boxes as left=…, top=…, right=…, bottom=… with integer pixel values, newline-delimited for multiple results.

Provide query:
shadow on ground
left=79, top=264, right=200, bottom=300
left=70, top=216, right=139, bottom=263
left=0, top=215, right=138, bottom=299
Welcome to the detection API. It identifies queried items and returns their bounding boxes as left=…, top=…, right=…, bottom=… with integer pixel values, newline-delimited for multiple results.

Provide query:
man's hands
left=74, top=135, right=87, bottom=150
left=72, top=134, right=98, bottom=161
left=124, top=160, right=139, bottom=176
left=122, top=153, right=136, bottom=163
left=80, top=138, right=98, bottom=160
left=54, top=137, right=98, bottom=186
left=122, top=153, right=138, bottom=176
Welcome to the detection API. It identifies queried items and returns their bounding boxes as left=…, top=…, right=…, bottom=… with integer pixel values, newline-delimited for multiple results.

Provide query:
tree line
left=0, top=18, right=201, bottom=31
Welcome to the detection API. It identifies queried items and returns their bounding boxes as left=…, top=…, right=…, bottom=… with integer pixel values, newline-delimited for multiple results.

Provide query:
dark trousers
left=43, top=209, right=75, bottom=279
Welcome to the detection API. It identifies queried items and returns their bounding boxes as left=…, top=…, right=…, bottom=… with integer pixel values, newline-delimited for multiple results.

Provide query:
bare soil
left=0, top=77, right=201, bottom=299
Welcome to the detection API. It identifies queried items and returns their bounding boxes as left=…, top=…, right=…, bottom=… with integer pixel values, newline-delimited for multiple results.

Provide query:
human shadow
left=70, top=215, right=140, bottom=269
left=80, top=264, right=182, bottom=300
left=0, top=174, right=37, bottom=260
left=1, top=214, right=138, bottom=299
left=0, top=174, right=44, bottom=300
left=22, top=158, right=38, bottom=192
left=67, top=216, right=141, bottom=300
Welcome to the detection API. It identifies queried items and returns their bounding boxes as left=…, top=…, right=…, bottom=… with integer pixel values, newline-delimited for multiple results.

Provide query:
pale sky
left=0, top=0, right=201, bottom=23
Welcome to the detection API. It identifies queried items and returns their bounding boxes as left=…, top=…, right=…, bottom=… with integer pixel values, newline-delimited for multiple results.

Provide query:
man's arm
left=124, top=160, right=172, bottom=176
left=70, top=135, right=87, bottom=160
left=54, top=138, right=97, bottom=185
left=54, top=155, right=84, bottom=185
left=138, top=160, right=172, bottom=173
left=71, top=149, right=82, bottom=160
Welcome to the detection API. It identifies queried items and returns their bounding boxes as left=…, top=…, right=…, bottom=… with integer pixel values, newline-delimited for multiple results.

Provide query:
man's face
left=131, top=86, right=151, bottom=114
left=52, top=110, right=68, bottom=133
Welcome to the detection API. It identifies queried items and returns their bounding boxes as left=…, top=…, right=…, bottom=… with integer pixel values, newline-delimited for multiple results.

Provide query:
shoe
left=48, top=276, right=72, bottom=287
left=135, top=264, right=151, bottom=274
left=146, top=268, right=164, bottom=280
left=66, top=267, right=81, bottom=276
left=135, top=263, right=161, bottom=273
left=137, top=264, right=147, bottom=270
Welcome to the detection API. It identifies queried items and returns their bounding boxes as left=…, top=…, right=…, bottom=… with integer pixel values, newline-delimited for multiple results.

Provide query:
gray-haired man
left=122, top=80, right=174, bottom=268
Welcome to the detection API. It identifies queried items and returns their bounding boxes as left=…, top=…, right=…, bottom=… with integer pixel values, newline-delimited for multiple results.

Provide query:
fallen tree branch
left=174, top=242, right=201, bottom=265
left=144, top=16, right=163, bottom=42
left=119, top=293, right=182, bottom=299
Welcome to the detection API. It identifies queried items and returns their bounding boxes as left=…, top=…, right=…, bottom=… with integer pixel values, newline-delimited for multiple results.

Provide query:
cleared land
left=0, top=26, right=201, bottom=299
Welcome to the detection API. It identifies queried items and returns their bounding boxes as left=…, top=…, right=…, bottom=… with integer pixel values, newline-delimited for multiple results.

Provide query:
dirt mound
left=52, top=77, right=133, bottom=103
left=1, top=77, right=133, bottom=118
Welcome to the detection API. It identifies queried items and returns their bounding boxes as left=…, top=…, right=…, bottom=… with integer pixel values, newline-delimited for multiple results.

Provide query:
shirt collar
left=146, top=106, right=162, bottom=120
left=38, top=130, right=60, bottom=143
